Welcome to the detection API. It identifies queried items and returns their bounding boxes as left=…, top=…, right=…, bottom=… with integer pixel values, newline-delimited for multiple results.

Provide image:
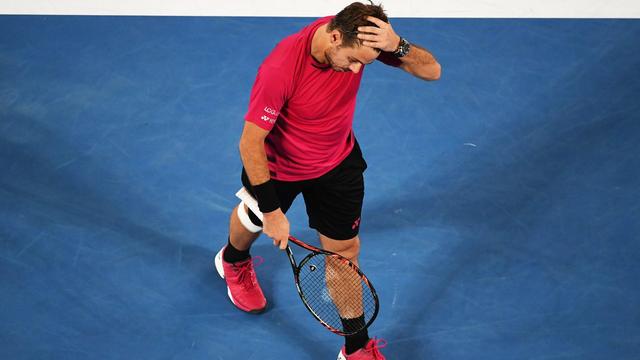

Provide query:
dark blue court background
left=1, top=16, right=639, bottom=359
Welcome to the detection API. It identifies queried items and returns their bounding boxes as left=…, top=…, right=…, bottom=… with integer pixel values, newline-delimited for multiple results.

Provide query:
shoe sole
left=214, top=247, right=266, bottom=314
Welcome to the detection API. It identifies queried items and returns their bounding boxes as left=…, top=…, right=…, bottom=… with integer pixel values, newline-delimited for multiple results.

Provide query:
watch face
left=394, top=38, right=410, bottom=57
left=398, top=39, right=409, bottom=57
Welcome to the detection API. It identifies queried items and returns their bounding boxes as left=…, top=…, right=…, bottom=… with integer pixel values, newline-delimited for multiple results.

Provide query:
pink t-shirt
left=244, top=16, right=363, bottom=181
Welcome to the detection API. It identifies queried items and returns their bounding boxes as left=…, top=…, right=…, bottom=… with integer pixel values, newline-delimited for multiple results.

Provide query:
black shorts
left=241, top=141, right=367, bottom=240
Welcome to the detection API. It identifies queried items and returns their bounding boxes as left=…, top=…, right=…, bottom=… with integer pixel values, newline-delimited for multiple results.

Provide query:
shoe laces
left=365, top=338, right=387, bottom=359
left=233, top=256, right=264, bottom=290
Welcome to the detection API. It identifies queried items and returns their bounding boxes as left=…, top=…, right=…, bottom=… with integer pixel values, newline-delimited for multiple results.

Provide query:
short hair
left=328, top=1, right=388, bottom=48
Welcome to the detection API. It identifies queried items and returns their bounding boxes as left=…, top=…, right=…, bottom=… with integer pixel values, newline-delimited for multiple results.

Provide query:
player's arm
left=239, top=121, right=271, bottom=186
left=393, top=42, right=440, bottom=81
left=239, top=121, right=290, bottom=249
left=358, top=16, right=441, bottom=81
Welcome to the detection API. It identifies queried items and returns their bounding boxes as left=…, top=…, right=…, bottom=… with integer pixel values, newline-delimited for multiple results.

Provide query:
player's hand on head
left=357, top=16, right=401, bottom=53
left=263, top=208, right=290, bottom=250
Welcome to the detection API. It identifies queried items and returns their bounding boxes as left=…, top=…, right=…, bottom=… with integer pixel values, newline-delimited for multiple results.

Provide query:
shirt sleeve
left=244, top=65, right=290, bottom=131
left=376, top=51, right=402, bottom=67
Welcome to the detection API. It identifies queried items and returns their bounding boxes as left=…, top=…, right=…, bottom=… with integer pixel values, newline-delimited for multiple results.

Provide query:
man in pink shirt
left=214, top=2, right=441, bottom=359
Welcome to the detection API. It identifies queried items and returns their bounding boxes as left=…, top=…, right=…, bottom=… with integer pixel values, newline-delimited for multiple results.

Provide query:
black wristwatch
left=392, top=37, right=411, bottom=58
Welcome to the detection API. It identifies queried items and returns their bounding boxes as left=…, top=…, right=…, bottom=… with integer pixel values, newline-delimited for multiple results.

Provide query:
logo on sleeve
left=261, top=106, right=279, bottom=124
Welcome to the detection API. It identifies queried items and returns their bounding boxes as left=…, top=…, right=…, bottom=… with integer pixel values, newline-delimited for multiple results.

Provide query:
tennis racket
left=236, top=187, right=380, bottom=336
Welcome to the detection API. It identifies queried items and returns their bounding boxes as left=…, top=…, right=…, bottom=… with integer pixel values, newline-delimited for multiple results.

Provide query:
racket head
left=294, top=251, right=379, bottom=336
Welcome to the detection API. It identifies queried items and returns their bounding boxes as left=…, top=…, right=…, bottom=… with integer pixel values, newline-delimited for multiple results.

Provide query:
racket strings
left=298, top=253, right=376, bottom=333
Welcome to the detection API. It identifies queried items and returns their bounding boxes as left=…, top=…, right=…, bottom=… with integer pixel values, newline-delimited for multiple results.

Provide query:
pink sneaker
left=214, top=246, right=267, bottom=313
left=337, top=339, right=387, bottom=360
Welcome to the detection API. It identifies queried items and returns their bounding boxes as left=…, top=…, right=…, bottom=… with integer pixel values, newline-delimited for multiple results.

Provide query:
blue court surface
left=1, top=16, right=639, bottom=359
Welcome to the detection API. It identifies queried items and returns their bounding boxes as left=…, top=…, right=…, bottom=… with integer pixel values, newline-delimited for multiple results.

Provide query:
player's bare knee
left=321, top=234, right=361, bottom=262
left=342, top=236, right=361, bottom=262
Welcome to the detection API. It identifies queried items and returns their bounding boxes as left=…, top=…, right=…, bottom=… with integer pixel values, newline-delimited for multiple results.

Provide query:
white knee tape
left=235, top=187, right=264, bottom=221
left=237, top=202, right=263, bottom=233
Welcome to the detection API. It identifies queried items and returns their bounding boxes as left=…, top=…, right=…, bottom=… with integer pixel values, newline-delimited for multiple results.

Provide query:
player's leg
left=302, top=141, right=384, bottom=359
left=224, top=203, right=262, bottom=263
left=319, top=234, right=385, bottom=360
left=318, top=233, right=378, bottom=359
left=318, top=233, right=361, bottom=265
left=215, top=168, right=301, bottom=314
left=318, top=233, right=363, bottom=321
left=214, top=200, right=267, bottom=313
left=217, top=169, right=266, bottom=267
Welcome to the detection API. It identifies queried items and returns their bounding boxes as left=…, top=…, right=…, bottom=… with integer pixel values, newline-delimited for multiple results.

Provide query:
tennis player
left=214, top=2, right=440, bottom=358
